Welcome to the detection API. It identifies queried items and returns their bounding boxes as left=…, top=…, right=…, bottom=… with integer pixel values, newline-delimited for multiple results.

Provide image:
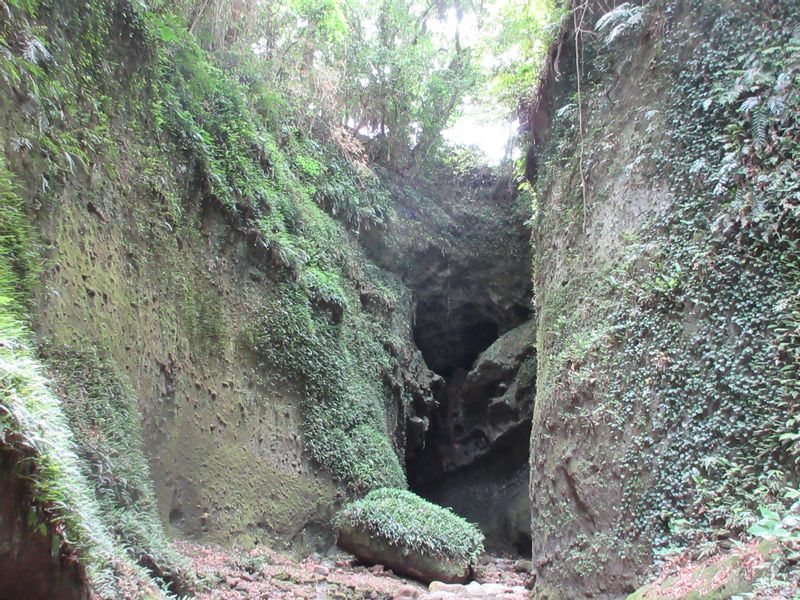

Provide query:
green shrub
left=335, top=488, right=485, bottom=564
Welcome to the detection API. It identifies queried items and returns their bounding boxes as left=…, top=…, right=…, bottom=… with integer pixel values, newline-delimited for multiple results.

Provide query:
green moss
left=532, top=0, right=800, bottom=591
left=178, top=273, right=225, bottom=353
left=43, top=345, right=189, bottom=587
left=247, top=279, right=407, bottom=492
left=335, top=488, right=485, bottom=564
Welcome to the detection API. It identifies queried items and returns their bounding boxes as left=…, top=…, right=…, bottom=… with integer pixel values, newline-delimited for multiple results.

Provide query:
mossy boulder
left=627, top=542, right=778, bottom=600
left=335, top=488, right=484, bottom=583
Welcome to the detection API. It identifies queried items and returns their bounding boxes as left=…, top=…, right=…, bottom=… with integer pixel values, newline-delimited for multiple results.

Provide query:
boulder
left=335, top=489, right=483, bottom=584
left=337, top=521, right=470, bottom=584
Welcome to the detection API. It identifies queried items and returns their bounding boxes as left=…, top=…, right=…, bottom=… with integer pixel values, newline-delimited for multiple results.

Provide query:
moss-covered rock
left=335, top=488, right=484, bottom=583
left=627, top=542, right=779, bottom=600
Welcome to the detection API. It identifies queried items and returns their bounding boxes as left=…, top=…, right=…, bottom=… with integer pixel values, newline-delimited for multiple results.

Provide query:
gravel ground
left=176, top=541, right=534, bottom=599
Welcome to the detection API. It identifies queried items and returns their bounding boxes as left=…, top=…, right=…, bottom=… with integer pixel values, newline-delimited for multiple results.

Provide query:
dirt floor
left=177, top=541, right=533, bottom=599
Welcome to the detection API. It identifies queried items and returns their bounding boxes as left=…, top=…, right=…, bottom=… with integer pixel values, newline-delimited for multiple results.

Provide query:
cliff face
left=33, top=174, right=347, bottom=550
left=10, top=0, right=797, bottom=597
left=0, top=1, right=442, bottom=593
left=0, top=2, right=537, bottom=594
left=528, top=1, right=799, bottom=598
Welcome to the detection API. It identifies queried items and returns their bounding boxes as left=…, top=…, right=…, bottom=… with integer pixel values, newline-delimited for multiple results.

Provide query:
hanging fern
left=594, top=2, right=649, bottom=45
left=21, top=36, right=52, bottom=65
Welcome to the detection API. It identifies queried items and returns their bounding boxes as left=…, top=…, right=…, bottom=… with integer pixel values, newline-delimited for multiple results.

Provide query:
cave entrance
left=406, top=281, right=534, bottom=556
left=413, top=297, right=502, bottom=378
left=395, top=173, right=535, bottom=556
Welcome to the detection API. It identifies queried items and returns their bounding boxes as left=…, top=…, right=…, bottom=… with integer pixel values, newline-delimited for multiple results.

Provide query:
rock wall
left=1, top=0, right=438, bottom=565
left=32, top=184, right=345, bottom=550
left=364, top=169, right=536, bottom=552
left=22, top=127, right=445, bottom=552
left=528, top=1, right=799, bottom=598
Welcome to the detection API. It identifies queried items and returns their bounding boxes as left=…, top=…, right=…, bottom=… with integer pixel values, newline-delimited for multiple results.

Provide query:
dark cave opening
left=513, top=533, right=533, bottom=558
left=397, top=177, right=535, bottom=555
left=406, top=286, right=535, bottom=555
left=413, top=297, right=503, bottom=378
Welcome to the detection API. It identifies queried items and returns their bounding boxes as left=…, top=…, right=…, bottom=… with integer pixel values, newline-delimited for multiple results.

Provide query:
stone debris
left=419, top=579, right=527, bottom=599
left=513, top=559, right=533, bottom=574
left=176, top=542, right=532, bottom=600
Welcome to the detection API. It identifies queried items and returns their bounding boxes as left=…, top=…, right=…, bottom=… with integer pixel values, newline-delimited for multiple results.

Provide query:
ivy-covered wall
left=528, top=0, right=799, bottom=597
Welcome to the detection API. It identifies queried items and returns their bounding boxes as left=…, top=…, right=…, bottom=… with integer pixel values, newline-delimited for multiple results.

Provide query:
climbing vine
left=531, top=0, right=799, bottom=592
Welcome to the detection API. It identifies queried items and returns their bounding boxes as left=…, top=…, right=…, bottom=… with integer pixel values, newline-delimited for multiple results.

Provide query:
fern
left=767, top=94, right=786, bottom=117
left=21, top=36, right=52, bottom=66
left=739, top=96, right=759, bottom=114
left=752, top=106, right=768, bottom=150
left=595, top=2, right=648, bottom=45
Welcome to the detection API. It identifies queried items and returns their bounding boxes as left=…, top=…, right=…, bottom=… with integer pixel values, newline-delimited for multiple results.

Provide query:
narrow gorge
left=1, top=1, right=798, bottom=599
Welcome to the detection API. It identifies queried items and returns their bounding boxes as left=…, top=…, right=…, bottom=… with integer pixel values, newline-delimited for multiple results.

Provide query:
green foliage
left=594, top=2, right=647, bottom=46
left=532, top=0, right=799, bottom=590
left=0, top=157, right=38, bottom=327
left=44, top=345, right=189, bottom=587
left=313, top=155, right=392, bottom=231
left=748, top=490, right=800, bottom=546
left=0, top=335, right=146, bottom=598
left=335, top=488, right=485, bottom=563
left=177, top=0, right=483, bottom=171
left=3, top=0, right=42, bottom=16
left=480, top=0, right=566, bottom=114
left=0, top=285, right=170, bottom=598
left=247, top=279, right=407, bottom=492
left=147, top=12, right=276, bottom=214
left=141, top=9, right=393, bottom=249
left=739, top=489, right=800, bottom=598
